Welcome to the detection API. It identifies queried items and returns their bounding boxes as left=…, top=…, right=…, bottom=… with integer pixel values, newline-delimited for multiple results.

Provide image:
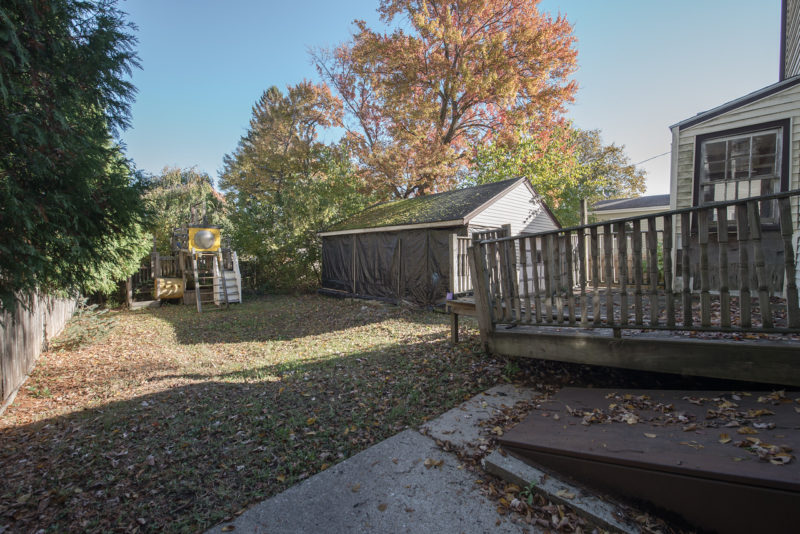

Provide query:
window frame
left=692, top=119, right=791, bottom=208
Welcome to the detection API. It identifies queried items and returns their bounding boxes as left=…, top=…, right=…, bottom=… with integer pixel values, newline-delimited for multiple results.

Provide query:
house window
left=696, top=121, right=788, bottom=223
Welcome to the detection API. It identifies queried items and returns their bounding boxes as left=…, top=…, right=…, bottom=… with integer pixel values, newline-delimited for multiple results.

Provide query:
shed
left=318, top=178, right=559, bottom=306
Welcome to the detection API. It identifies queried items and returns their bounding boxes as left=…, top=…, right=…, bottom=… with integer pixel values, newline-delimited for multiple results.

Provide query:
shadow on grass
left=143, top=294, right=449, bottom=345
left=0, top=336, right=500, bottom=534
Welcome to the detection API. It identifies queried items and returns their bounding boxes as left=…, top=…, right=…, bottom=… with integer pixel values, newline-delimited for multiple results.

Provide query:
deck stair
left=499, top=387, right=800, bottom=534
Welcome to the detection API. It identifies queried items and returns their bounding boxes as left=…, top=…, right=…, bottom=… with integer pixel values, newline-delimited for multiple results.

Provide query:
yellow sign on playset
left=188, top=227, right=221, bottom=252
left=154, top=277, right=184, bottom=299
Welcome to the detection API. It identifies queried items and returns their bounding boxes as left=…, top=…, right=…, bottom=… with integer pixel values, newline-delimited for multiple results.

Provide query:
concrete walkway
left=206, top=385, right=540, bottom=534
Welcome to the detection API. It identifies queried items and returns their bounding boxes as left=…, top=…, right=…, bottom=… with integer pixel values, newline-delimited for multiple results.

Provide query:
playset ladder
left=191, top=251, right=230, bottom=312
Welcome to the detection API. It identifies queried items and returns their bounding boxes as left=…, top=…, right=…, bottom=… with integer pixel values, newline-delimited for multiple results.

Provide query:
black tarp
left=321, top=227, right=461, bottom=306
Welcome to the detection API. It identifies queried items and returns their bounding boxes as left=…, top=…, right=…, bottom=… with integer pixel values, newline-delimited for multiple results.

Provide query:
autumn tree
left=472, top=126, right=646, bottom=226
left=313, top=0, right=577, bottom=199
left=220, top=82, right=374, bottom=291
left=0, top=0, right=148, bottom=309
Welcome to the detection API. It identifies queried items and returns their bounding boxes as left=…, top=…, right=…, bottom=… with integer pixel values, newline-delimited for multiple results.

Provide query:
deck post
left=779, top=197, right=800, bottom=327
left=736, top=204, right=752, bottom=328
left=449, top=233, right=457, bottom=295
left=468, top=244, right=495, bottom=350
left=747, top=201, right=773, bottom=328
left=717, top=207, right=731, bottom=328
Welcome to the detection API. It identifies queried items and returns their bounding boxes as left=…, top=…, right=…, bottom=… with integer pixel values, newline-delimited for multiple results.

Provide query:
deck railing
left=470, top=190, right=800, bottom=334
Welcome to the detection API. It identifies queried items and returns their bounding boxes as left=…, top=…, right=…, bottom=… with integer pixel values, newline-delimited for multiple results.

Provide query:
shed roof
left=322, top=177, right=533, bottom=234
left=671, top=74, right=800, bottom=130
left=591, top=194, right=670, bottom=212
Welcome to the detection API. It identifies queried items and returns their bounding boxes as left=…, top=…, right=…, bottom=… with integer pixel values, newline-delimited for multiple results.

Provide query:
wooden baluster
left=520, top=237, right=532, bottom=324
left=632, top=219, right=644, bottom=326
left=552, top=234, right=564, bottom=324
left=488, top=241, right=503, bottom=320
left=590, top=226, right=601, bottom=327
left=532, top=237, right=543, bottom=324
left=663, top=214, right=675, bottom=328
left=736, top=204, right=752, bottom=328
left=618, top=222, right=629, bottom=327
left=603, top=225, right=614, bottom=325
left=681, top=212, right=693, bottom=328
left=748, top=201, right=772, bottom=328
left=498, top=240, right=513, bottom=322
left=564, top=230, right=576, bottom=325
left=647, top=217, right=659, bottom=327
left=717, top=206, right=731, bottom=328
left=779, top=197, right=800, bottom=328
left=543, top=234, right=553, bottom=323
left=578, top=228, right=588, bottom=327
left=508, top=239, right=522, bottom=323
left=698, top=209, right=711, bottom=327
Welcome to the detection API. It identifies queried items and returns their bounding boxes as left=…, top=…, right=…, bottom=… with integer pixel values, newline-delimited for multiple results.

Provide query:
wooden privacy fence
left=470, top=190, right=800, bottom=334
left=1, top=294, right=76, bottom=405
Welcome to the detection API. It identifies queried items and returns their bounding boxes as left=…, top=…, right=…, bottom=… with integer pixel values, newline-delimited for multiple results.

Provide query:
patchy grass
left=0, top=295, right=503, bottom=533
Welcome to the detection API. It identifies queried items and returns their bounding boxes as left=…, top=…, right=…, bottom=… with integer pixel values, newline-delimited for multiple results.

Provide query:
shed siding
left=468, top=181, right=557, bottom=235
left=786, top=0, right=800, bottom=79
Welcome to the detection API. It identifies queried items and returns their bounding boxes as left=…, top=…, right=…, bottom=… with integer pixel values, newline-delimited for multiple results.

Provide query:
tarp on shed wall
left=355, top=232, right=400, bottom=299
left=321, top=227, right=461, bottom=306
left=321, top=234, right=353, bottom=292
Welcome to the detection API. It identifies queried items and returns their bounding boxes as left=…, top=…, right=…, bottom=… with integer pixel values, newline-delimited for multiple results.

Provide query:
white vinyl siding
left=467, top=181, right=558, bottom=235
left=672, top=83, right=800, bottom=236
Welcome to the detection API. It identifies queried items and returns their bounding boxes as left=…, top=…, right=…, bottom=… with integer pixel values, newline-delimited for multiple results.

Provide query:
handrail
left=478, top=189, right=800, bottom=245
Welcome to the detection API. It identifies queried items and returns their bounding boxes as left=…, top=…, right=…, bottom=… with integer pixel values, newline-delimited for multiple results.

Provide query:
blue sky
left=120, top=0, right=781, bottom=195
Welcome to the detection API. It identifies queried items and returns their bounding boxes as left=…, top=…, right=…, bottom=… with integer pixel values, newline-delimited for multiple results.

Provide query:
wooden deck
left=500, top=387, right=800, bottom=534
left=465, top=191, right=800, bottom=386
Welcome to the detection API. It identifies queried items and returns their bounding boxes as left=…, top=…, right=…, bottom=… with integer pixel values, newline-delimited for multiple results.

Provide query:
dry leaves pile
left=562, top=390, right=797, bottom=466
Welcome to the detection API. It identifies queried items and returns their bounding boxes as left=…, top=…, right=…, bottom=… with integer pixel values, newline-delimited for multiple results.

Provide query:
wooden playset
left=126, top=225, right=241, bottom=312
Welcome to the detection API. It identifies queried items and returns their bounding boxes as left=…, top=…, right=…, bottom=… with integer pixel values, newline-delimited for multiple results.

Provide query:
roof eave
left=317, top=219, right=465, bottom=237
left=672, top=75, right=800, bottom=131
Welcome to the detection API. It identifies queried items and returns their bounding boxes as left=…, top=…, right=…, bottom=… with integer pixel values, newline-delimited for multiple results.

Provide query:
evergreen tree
left=0, top=0, right=147, bottom=309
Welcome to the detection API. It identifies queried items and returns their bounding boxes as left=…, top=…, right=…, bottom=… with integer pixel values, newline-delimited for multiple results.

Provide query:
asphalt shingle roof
left=591, top=194, right=670, bottom=211
left=324, top=178, right=524, bottom=232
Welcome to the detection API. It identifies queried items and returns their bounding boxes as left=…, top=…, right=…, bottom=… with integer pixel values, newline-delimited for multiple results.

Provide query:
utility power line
left=633, top=151, right=670, bottom=166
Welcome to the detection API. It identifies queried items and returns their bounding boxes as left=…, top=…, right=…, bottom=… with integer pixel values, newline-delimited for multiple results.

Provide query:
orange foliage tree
left=313, top=0, right=578, bottom=199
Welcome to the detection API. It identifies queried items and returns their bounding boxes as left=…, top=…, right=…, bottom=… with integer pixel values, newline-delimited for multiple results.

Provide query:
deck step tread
left=499, top=387, right=800, bottom=534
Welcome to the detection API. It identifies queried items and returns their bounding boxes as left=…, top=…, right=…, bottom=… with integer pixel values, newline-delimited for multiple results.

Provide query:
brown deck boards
left=500, top=387, right=800, bottom=533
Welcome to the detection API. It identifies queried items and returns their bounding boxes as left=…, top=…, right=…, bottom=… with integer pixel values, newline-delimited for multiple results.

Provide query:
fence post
left=468, top=243, right=495, bottom=350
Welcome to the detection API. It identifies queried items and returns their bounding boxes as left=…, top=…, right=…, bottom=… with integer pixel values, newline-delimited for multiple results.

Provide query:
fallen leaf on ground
left=424, top=458, right=444, bottom=469
left=769, top=453, right=794, bottom=465
left=644, top=433, right=657, bottom=439
left=719, top=433, right=731, bottom=444
left=555, top=489, right=575, bottom=500
left=737, top=426, right=759, bottom=435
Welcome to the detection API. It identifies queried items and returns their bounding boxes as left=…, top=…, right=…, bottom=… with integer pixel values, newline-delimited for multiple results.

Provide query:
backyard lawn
left=0, top=295, right=505, bottom=533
